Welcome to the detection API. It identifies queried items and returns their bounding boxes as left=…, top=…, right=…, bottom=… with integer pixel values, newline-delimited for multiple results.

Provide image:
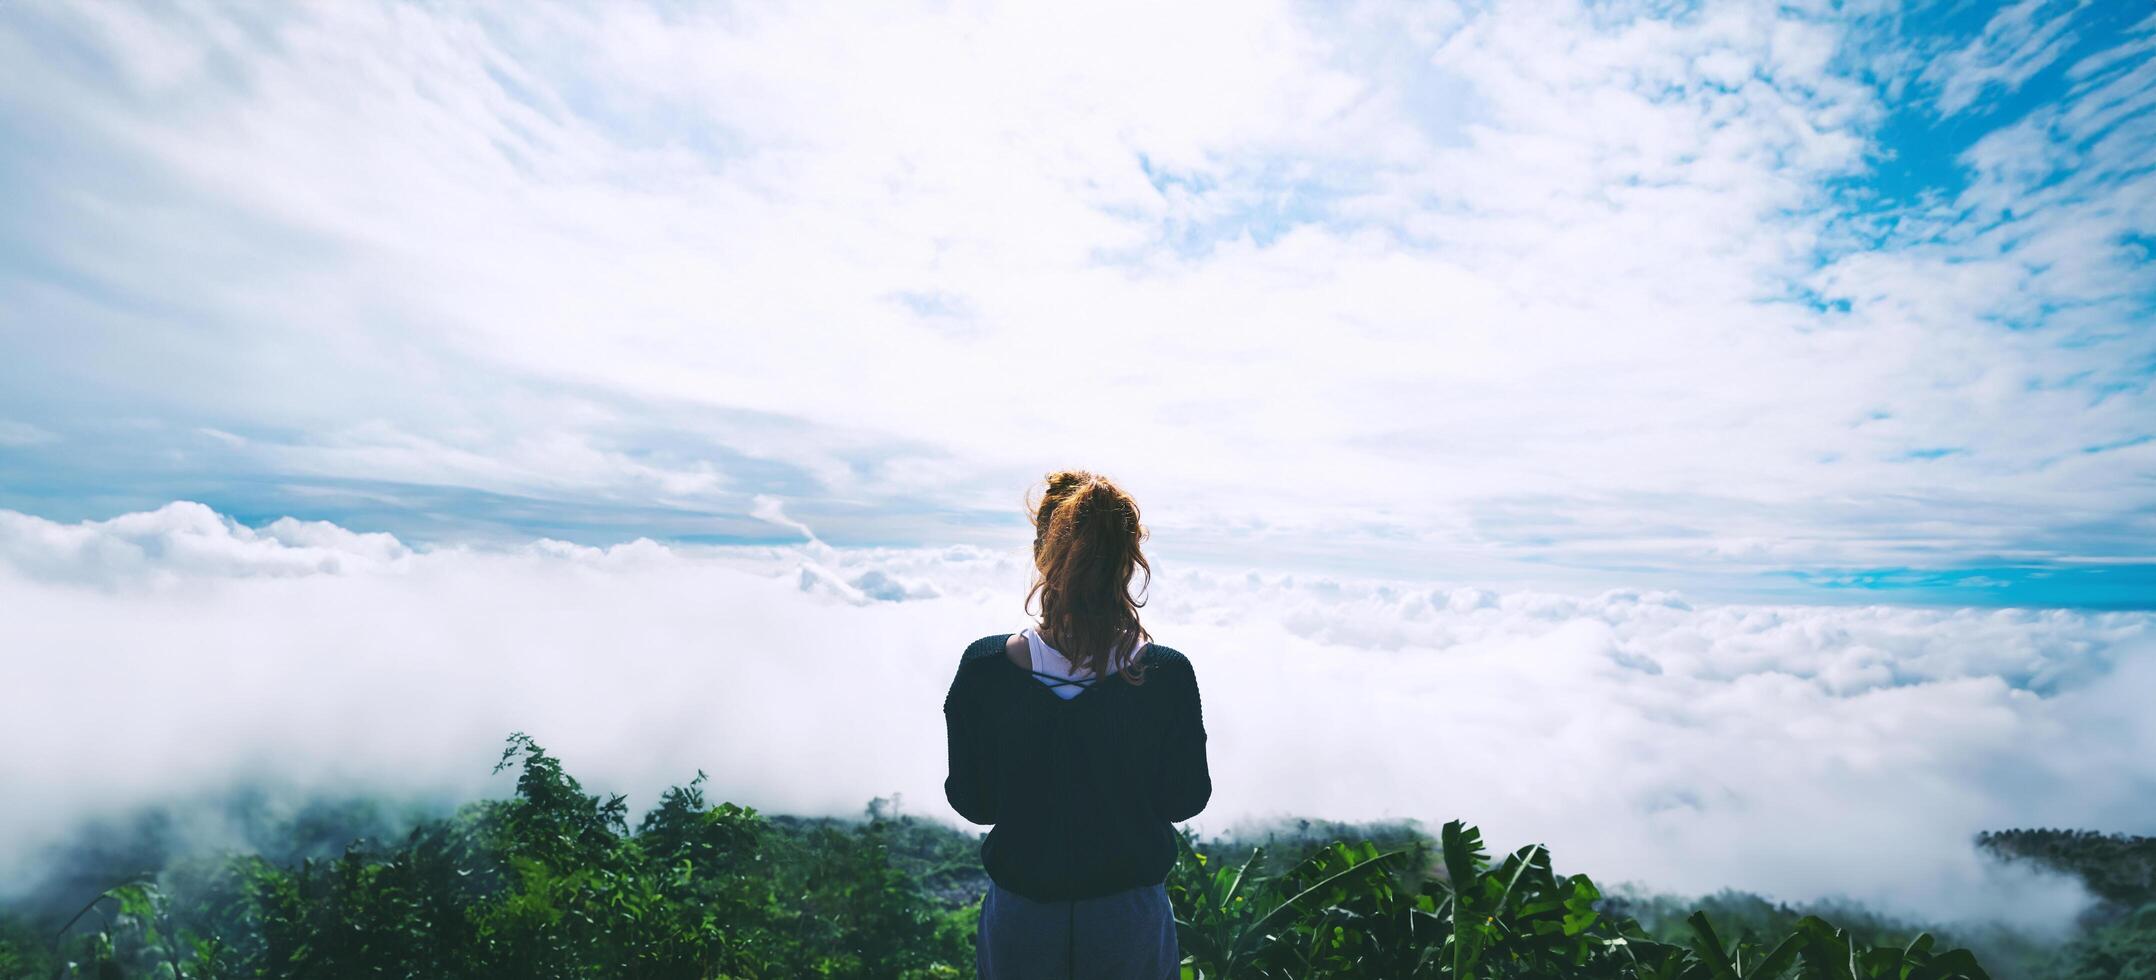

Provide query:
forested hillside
left=1978, top=830, right=2156, bottom=915
left=3, top=732, right=2143, bottom=978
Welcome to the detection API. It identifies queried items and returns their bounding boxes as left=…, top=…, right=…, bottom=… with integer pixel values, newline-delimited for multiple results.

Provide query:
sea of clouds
left=4, top=500, right=2150, bottom=932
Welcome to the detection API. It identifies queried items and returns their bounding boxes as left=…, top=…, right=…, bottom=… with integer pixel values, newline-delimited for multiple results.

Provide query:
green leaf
left=1687, top=910, right=1742, bottom=980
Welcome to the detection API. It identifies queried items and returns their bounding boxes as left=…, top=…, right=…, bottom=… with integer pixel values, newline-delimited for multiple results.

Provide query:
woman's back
left=943, top=632, right=1211, bottom=903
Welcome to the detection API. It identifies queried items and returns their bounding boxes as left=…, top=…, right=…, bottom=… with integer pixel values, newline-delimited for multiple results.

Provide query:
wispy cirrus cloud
left=1920, top=0, right=2090, bottom=117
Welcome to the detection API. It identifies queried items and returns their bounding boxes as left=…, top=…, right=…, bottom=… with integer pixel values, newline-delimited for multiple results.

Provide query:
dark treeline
left=2, top=732, right=2147, bottom=978
left=1977, top=829, right=2156, bottom=917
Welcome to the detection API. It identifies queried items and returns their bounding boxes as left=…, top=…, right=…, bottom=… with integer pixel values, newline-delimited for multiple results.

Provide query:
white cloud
left=0, top=501, right=409, bottom=586
left=0, top=1, right=2146, bottom=585
left=1, top=502, right=2145, bottom=931
left=1921, top=0, right=2086, bottom=116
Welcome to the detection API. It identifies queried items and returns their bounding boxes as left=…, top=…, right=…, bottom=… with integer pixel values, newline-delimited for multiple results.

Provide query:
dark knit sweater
left=943, top=633, right=1212, bottom=902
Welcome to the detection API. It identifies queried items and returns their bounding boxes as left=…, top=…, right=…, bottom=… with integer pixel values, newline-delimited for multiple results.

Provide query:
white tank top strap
left=1020, top=627, right=1147, bottom=700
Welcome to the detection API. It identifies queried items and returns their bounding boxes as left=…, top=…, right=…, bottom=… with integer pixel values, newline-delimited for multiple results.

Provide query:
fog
left=5, top=500, right=2147, bottom=934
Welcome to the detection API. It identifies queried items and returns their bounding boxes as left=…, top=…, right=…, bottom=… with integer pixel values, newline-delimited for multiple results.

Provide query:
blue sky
left=0, top=0, right=2151, bottom=608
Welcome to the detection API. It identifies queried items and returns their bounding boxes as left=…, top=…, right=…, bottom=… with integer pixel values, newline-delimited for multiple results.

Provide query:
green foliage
left=0, top=731, right=2034, bottom=979
left=1973, top=827, right=2156, bottom=978
left=15, top=733, right=970, bottom=979
left=1599, top=885, right=2075, bottom=979
left=1977, top=829, right=2156, bottom=912
left=1164, top=818, right=1996, bottom=980
left=1168, top=829, right=1417, bottom=977
left=0, top=918, right=46, bottom=979
left=2036, top=903, right=2156, bottom=979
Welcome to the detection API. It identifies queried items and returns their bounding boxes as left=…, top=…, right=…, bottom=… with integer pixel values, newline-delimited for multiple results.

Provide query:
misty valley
left=4, top=733, right=2150, bottom=979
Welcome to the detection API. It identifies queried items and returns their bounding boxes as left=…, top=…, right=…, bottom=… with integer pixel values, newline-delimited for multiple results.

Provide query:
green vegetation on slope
left=1978, top=829, right=2156, bottom=914
left=1975, top=830, right=2156, bottom=980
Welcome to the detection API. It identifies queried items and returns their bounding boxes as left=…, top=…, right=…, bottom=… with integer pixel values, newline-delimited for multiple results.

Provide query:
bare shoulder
left=1004, top=633, right=1030, bottom=670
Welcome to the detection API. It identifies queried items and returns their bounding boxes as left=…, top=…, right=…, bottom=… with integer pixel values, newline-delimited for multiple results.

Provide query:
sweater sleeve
left=943, top=646, right=998, bottom=825
left=1153, top=651, right=1212, bottom=823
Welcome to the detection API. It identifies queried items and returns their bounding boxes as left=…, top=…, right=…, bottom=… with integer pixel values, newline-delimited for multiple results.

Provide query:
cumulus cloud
left=1, top=503, right=2145, bottom=932
left=0, top=1, right=2147, bottom=600
left=0, top=501, right=410, bottom=586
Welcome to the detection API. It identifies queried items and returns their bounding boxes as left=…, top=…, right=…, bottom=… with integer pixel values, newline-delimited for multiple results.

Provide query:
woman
left=943, top=469, right=1212, bottom=980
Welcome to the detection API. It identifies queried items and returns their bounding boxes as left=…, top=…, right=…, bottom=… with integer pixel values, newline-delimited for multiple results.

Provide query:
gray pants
left=976, top=879, right=1180, bottom=980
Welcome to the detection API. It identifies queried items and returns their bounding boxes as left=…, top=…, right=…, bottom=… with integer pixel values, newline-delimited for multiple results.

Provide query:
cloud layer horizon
left=4, top=501, right=2146, bottom=933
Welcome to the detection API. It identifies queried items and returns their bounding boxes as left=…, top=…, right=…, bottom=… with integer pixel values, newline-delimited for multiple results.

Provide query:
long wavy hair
left=1024, top=469, right=1154, bottom=685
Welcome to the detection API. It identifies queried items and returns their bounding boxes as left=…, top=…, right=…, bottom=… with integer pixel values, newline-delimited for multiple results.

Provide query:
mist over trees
left=3, top=733, right=2148, bottom=979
